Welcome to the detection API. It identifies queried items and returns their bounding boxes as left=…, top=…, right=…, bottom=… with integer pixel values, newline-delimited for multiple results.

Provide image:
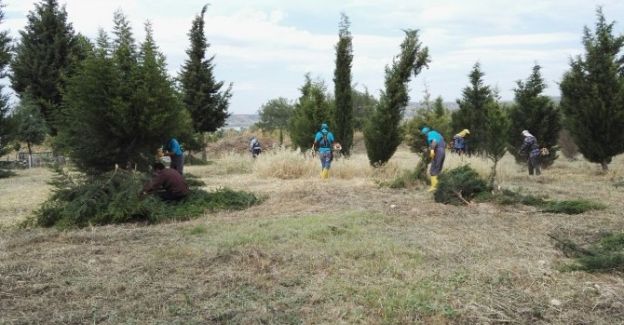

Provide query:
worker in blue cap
left=313, top=122, right=335, bottom=179
left=421, top=126, right=446, bottom=191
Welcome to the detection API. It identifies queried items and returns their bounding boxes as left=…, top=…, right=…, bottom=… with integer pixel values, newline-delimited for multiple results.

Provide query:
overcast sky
left=5, top=0, right=624, bottom=114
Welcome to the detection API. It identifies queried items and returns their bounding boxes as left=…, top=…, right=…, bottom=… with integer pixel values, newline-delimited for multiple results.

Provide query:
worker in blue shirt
left=421, top=127, right=446, bottom=192
left=313, top=122, right=335, bottom=179
left=164, top=137, right=184, bottom=175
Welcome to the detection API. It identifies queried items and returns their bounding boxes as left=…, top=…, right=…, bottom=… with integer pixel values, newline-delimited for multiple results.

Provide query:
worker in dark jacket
left=520, top=130, right=541, bottom=176
left=142, top=162, right=190, bottom=201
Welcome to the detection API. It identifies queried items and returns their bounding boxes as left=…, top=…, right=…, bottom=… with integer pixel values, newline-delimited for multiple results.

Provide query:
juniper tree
left=507, top=64, right=561, bottom=167
left=289, top=74, right=331, bottom=151
left=179, top=4, right=232, bottom=156
left=483, top=101, right=510, bottom=186
left=10, top=0, right=77, bottom=134
left=452, top=62, right=495, bottom=155
left=0, top=1, right=12, bottom=160
left=364, top=29, right=429, bottom=165
left=57, top=24, right=190, bottom=174
left=560, top=8, right=624, bottom=171
left=12, top=94, right=48, bottom=168
left=333, top=13, right=354, bottom=156
left=257, top=97, right=294, bottom=145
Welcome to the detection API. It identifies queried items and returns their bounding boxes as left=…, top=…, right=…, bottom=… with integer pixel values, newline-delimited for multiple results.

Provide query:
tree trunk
left=201, top=132, right=208, bottom=161
left=279, top=129, right=283, bottom=146
left=488, top=159, right=498, bottom=188
left=601, top=161, right=609, bottom=171
left=27, top=142, right=33, bottom=169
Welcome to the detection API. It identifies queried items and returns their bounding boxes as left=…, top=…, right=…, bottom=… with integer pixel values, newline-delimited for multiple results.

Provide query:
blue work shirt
left=167, top=138, right=183, bottom=156
left=314, top=130, right=334, bottom=154
left=426, top=130, right=445, bottom=149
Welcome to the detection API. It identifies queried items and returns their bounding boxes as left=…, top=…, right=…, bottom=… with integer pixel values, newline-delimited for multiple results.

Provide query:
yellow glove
left=429, top=149, right=435, bottom=159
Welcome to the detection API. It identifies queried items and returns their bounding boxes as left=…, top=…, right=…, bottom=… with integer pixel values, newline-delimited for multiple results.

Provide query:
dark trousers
left=430, top=148, right=446, bottom=176
left=528, top=155, right=541, bottom=175
left=170, top=154, right=184, bottom=175
left=158, top=190, right=187, bottom=202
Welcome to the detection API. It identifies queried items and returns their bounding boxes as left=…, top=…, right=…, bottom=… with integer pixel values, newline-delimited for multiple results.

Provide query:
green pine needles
left=31, top=168, right=260, bottom=229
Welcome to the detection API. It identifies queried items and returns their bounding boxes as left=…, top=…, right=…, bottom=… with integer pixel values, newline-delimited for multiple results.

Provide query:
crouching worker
left=313, top=122, right=334, bottom=179
left=520, top=130, right=541, bottom=176
left=142, top=162, right=190, bottom=201
left=421, top=126, right=446, bottom=192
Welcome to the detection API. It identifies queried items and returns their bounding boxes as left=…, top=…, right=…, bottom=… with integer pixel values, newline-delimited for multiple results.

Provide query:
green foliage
left=32, top=169, right=260, bottom=228
left=552, top=232, right=624, bottom=273
left=558, top=129, right=579, bottom=160
left=0, top=169, right=16, bottom=178
left=483, top=101, right=510, bottom=186
left=560, top=9, right=624, bottom=171
left=288, top=74, right=332, bottom=151
left=179, top=5, right=231, bottom=135
left=382, top=152, right=429, bottom=188
left=0, top=1, right=12, bottom=160
left=256, top=97, right=294, bottom=145
left=12, top=94, right=48, bottom=160
left=434, top=165, right=491, bottom=205
left=57, top=19, right=191, bottom=174
left=364, top=30, right=429, bottom=166
left=451, top=62, right=496, bottom=155
left=404, top=95, right=452, bottom=153
left=494, top=189, right=605, bottom=214
left=508, top=65, right=561, bottom=167
left=352, top=88, right=378, bottom=131
left=10, top=0, right=78, bottom=134
left=333, top=13, right=354, bottom=156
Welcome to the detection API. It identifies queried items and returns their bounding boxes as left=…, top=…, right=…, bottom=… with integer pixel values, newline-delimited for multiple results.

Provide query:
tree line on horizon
left=0, top=0, right=622, bottom=177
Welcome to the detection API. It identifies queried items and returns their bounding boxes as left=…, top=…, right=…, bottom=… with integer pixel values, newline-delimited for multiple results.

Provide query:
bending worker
left=142, top=162, right=190, bottom=201
left=452, top=129, right=470, bottom=155
left=164, top=137, right=184, bottom=175
left=421, top=126, right=446, bottom=192
left=520, top=130, right=541, bottom=176
left=313, top=122, right=335, bottom=179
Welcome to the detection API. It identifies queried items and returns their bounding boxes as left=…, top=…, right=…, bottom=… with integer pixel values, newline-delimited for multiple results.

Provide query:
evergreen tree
left=364, top=29, right=429, bottom=165
left=0, top=0, right=12, bottom=159
left=57, top=23, right=190, bottom=174
left=452, top=62, right=495, bottom=155
left=179, top=5, right=232, bottom=136
left=10, top=0, right=77, bottom=134
left=112, top=10, right=138, bottom=102
left=560, top=9, right=624, bottom=171
left=352, top=88, right=378, bottom=130
left=13, top=94, right=48, bottom=168
left=483, top=101, right=510, bottom=186
left=257, top=97, right=294, bottom=145
left=507, top=64, right=561, bottom=167
left=289, top=74, right=331, bottom=151
left=333, top=13, right=354, bottom=156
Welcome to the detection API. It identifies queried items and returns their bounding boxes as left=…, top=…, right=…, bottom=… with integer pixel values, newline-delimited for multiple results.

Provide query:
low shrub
left=434, top=165, right=491, bottom=205
left=551, top=232, right=624, bottom=273
left=30, top=169, right=260, bottom=228
left=0, top=169, right=16, bottom=179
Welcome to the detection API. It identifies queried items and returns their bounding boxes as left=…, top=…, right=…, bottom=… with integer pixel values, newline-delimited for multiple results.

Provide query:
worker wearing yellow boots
left=421, top=126, right=446, bottom=192
left=313, top=122, right=335, bottom=179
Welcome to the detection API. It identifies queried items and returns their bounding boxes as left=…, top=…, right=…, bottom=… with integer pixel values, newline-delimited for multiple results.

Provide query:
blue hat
left=420, top=127, right=430, bottom=135
left=321, top=122, right=329, bottom=130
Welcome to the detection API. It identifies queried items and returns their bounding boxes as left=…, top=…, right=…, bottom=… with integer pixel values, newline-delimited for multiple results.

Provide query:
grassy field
left=1, top=147, right=623, bottom=324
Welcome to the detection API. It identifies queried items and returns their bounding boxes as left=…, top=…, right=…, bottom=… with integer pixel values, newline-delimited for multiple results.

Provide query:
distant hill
left=224, top=114, right=260, bottom=130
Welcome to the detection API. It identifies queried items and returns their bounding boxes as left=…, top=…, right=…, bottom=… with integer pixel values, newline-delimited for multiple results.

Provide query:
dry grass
left=0, top=168, right=53, bottom=229
left=1, top=148, right=624, bottom=324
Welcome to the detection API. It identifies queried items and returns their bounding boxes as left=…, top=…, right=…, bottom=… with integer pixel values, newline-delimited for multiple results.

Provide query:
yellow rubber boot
left=320, top=169, right=325, bottom=179
left=428, top=175, right=438, bottom=192
left=325, top=169, right=330, bottom=179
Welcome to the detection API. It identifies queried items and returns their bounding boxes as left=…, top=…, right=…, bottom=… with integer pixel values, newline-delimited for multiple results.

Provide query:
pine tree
left=364, top=29, right=429, bottom=165
left=179, top=5, right=232, bottom=136
left=560, top=8, right=624, bottom=171
left=452, top=62, right=495, bottom=155
left=112, top=10, right=138, bottom=102
left=333, top=13, right=354, bottom=156
left=10, top=0, right=77, bottom=134
left=0, top=1, right=12, bottom=159
left=57, top=23, right=190, bottom=174
left=507, top=64, right=561, bottom=167
left=257, top=97, right=294, bottom=145
left=13, top=94, right=48, bottom=168
left=289, top=74, right=331, bottom=151
left=483, top=101, right=510, bottom=186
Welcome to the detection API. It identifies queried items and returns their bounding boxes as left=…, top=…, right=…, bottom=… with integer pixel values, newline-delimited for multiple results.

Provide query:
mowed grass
left=1, top=147, right=624, bottom=323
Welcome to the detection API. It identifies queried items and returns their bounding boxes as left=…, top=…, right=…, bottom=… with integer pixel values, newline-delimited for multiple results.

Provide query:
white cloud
left=465, top=33, right=579, bottom=47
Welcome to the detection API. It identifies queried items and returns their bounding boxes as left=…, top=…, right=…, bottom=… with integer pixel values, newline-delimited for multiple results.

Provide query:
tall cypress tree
left=179, top=5, right=232, bottom=136
left=560, top=8, right=624, bottom=171
left=289, top=74, right=331, bottom=151
left=364, top=29, right=429, bottom=166
left=508, top=64, right=561, bottom=167
left=10, top=0, right=76, bottom=134
left=57, top=23, right=190, bottom=174
left=452, top=62, right=496, bottom=155
left=0, top=0, right=12, bottom=159
left=333, top=13, right=354, bottom=156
